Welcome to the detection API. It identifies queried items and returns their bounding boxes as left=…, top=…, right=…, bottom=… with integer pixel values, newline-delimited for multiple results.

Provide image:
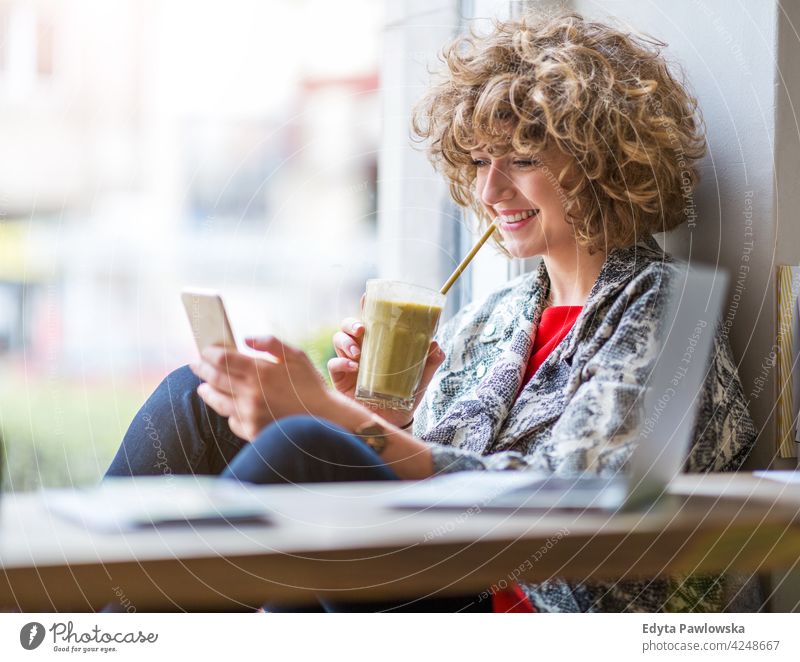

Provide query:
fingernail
left=352, top=323, right=363, bottom=333
left=350, top=345, right=360, bottom=357
left=348, top=360, right=359, bottom=369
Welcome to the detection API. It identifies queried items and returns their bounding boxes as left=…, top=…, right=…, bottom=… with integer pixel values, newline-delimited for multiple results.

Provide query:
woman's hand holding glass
left=327, top=296, right=445, bottom=428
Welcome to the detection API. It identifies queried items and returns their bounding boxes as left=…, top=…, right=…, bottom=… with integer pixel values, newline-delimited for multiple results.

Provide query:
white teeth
left=499, top=209, right=538, bottom=223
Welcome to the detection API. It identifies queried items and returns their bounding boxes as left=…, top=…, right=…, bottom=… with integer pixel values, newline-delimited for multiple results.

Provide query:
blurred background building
left=0, top=0, right=382, bottom=488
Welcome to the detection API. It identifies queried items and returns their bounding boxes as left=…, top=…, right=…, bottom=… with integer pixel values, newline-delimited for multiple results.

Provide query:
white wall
left=571, top=0, right=784, bottom=471
left=377, top=1, right=462, bottom=302
left=766, top=0, right=800, bottom=614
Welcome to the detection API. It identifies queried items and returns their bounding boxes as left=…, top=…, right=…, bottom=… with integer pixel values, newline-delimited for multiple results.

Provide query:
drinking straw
left=440, top=222, right=498, bottom=295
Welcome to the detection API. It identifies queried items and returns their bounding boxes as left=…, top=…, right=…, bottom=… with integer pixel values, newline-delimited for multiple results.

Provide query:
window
left=0, top=0, right=384, bottom=489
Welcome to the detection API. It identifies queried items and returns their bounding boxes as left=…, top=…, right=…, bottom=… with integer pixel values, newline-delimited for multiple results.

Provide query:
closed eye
left=471, top=157, right=542, bottom=168
left=513, top=159, right=541, bottom=168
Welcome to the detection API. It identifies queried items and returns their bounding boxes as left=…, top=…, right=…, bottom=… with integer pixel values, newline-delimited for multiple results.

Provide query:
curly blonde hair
left=411, top=10, right=707, bottom=255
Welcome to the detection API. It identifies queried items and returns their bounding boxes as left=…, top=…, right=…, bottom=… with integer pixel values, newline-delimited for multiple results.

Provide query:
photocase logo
left=20, top=622, right=45, bottom=650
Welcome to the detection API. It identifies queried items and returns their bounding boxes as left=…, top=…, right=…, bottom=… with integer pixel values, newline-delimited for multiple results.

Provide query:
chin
left=505, top=243, right=545, bottom=260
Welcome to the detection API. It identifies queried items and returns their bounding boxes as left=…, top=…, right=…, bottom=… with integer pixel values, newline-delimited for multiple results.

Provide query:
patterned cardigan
left=412, top=236, right=757, bottom=612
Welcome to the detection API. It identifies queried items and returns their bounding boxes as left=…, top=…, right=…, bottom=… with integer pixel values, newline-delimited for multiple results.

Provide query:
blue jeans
left=104, top=365, right=490, bottom=613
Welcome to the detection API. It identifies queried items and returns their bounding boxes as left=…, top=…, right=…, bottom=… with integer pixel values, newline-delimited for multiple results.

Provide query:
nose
left=479, top=161, right=515, bottom=208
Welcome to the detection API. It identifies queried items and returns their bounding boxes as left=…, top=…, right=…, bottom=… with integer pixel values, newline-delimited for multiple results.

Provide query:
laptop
left=390, top=264, right=728, bottom=514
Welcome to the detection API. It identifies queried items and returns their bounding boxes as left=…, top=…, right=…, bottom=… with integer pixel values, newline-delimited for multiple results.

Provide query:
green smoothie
left=355, top=297, right=443, bottom=410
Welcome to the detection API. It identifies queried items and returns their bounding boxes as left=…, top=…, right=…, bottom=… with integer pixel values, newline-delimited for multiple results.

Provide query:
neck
left=542, top=247, right=606, bottom=307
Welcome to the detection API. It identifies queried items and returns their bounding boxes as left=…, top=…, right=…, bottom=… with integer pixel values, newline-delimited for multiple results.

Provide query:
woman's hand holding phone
left=191, top=336, right=341, bottom=442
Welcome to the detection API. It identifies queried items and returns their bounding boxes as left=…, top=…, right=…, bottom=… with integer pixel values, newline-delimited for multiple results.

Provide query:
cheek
left=474, top=172, right=487, bottom=202
left=525, top=171, right=564, bottom=205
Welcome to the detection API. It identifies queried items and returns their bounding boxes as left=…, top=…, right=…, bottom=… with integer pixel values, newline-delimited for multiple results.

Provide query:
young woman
left=105, top=10, right=756, bottom=612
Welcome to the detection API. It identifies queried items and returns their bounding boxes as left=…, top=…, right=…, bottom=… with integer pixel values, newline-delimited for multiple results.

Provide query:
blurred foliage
left=0, top=374, right=146, bottom=491
left=0, top=327, right=338, bottom=492
left=299, top=325, right=338, bottom=386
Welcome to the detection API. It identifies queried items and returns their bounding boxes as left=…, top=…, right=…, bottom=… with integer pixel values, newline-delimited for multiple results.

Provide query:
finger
left=327, top=356, right=359, bottom=382
left=244, top=335, right=296, bottom=362
left=227, top=415, right=251, bottom=443
left=231, top=411, right=269, bottom=442
left=341, top=317, right=364, bottom=337
left=189, top=361, right=240, bottom=396
left=332, top=331, right=362, bottom=359
left=199, top=346, right=252, bottom=376
left=417, top=342, right=445, bottom=393
left=197, top=383, right=237, bottom=418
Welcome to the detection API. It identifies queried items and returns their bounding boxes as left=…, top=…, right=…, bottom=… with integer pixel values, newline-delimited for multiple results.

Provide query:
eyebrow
left=469, top=150, right=538, bottom=159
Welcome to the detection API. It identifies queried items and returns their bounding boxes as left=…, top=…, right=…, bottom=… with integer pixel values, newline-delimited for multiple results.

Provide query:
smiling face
left=470, top=146, right=580, bottom=260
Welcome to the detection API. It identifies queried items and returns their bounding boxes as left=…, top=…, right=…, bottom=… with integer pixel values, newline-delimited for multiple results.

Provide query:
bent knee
left=257, top=415, right=347, bottom=446
left=161, top=364, right=202, bottom=395
left=252, top=415, right=358, bottom=457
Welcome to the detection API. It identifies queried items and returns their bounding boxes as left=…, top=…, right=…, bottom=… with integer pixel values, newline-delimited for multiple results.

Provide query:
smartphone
left=181, top=289, right=237, bottom=353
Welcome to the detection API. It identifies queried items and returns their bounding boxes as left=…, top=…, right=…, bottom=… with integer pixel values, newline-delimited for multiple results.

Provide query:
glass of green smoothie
left=355, top=279, right=445, bottom=412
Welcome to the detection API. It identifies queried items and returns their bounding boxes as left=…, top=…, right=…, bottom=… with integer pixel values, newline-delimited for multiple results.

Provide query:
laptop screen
left=623, top=264, right=728, bottom=509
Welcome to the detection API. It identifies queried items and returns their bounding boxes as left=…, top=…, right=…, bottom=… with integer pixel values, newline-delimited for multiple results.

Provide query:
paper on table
left=753, top=470, right=800, bottom=485
left=41, top=475, right=272, bottom=532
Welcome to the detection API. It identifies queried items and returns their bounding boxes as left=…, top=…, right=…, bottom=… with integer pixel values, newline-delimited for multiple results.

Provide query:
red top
left=522, top=305, right=583, bottom=387
left=492, top=304, right=582, bottom=614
